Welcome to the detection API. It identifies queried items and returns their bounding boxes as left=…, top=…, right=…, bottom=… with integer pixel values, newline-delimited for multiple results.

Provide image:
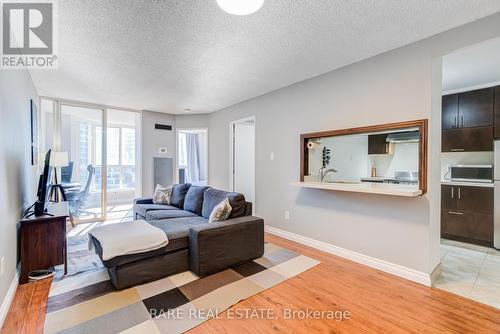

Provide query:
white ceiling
left=443, top=37, right=500, bottom=92
left=31, top=0, right=500, bottom=114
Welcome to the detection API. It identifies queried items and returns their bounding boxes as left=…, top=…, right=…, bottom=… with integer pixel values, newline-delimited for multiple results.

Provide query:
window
left=122, top=128, right=135, bottom=165
left=78, top=122, right=91, bottom=185
left=107, top=127, right=120, bottom=166
left=95, top=125, right=136, bottom=189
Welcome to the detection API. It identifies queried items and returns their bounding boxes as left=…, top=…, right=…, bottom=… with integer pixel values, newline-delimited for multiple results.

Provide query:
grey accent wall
left=206, top=13, right=500, bottom=274
left=0, top=70, right=39, bottom=315
left=141, top=111, right=176, bottom=196
left=141, top=113, right=210, bottom=196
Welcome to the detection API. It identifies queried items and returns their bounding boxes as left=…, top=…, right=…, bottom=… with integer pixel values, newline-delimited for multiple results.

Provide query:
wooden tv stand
left=20, top=202, right=69, bottom=284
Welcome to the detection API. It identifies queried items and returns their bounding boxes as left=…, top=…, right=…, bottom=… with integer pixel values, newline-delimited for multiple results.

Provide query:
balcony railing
left=82, top=165, right=135, bottom=191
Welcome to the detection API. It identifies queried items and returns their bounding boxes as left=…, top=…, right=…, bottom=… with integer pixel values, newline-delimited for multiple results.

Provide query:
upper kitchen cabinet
left=442, top=127, right=493, bottom=152
left=459, top=88, right=494, bottom=128
left=442, top=88, right=494, bottom=130
left=495, top=86, right=500, bottom=139
left=442, top=87, right=495, bottom=152
left=368, top=133, right=389, bottom=154
left=442, top=94, right=459, bottom=130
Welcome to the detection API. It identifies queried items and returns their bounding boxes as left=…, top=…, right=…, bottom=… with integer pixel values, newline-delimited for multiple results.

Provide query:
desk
left=20, top=202, right=69, bottom=284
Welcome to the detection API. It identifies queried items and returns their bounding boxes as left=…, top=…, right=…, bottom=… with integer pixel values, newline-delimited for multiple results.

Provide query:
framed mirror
left=300, top=119, right=428, bottom=194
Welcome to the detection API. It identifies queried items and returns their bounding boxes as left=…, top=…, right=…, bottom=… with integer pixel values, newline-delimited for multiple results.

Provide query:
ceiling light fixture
left=216, top=0, right=264, bottom=16
left=184, top=108, right=191, bottom=112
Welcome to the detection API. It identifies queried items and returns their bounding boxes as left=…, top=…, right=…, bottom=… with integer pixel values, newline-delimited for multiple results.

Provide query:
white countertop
left=440, top=180, right=494, bottom=188
left=290, top=181, right=423, bottom=197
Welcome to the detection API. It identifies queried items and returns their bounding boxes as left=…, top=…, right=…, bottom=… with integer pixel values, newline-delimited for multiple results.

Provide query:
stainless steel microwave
left=450, top=164, right=493, bottom=183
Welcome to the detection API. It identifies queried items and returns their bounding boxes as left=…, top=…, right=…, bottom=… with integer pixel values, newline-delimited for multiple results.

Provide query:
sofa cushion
left=183, top=186, right=209, bottom=215
left=170, top=183, right=191, bottom=208
left=134, top=203, right=178, bottom=217
left=150, top=216, right=209, bottom=232
left=146, top=209, right=198, bottom=221
left=93, top=217, right=209, bottom=268
left=201, top=188, right=246, bottom=219
left=89, top=224, right=189, bottom=268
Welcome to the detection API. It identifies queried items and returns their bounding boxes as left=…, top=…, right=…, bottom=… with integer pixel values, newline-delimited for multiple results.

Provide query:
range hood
left=386, top=131, right=420, bottom=143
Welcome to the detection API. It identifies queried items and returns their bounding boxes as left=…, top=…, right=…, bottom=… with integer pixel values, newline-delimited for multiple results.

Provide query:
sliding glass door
left=104, top=109, right=140, bottom=222
left=41, top=99, right=141, bottom=224
left=60, top=104, right=105, bottom=221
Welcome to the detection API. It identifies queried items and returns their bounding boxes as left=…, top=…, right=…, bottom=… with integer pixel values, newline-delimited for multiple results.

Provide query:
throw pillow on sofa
left=208, top=198, right=232, bottom=223
left=201, top=188, right=246, bottom=219
left=152, top=184, right=173, bottom=204
left=184, top=186, right=209, bottom=215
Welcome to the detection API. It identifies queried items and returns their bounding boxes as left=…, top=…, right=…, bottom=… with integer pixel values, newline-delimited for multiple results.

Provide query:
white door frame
left=175, top=127, right=209, bottom=184
left=229, top=116, right=256, bottom=213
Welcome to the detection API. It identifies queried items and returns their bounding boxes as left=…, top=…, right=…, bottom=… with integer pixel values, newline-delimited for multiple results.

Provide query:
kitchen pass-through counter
left=291, top=181, right=422, bottom=197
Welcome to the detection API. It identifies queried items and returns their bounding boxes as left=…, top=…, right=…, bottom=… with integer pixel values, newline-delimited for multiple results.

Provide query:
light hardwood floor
left=2, top=233, right=500, bottom=333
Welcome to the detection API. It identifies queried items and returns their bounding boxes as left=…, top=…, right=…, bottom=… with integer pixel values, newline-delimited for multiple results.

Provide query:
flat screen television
left=33, top=149, right=53, bottom=216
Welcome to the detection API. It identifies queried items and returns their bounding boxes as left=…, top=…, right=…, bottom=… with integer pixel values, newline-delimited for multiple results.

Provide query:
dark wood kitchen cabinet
left=495, top=86, right=500, bottom=139
left=442, top=94, right=459, bottom=130
left=441, top=184, right=493, bottom=246
left=442, top=88, right=494, bottom=130
left=441, top=126, right=493, bottom=152
left=368, top=133, right=389, bottom=154
left=442, top=87, right=494, bottom=152
left=459, top=88, right=494, bottom=128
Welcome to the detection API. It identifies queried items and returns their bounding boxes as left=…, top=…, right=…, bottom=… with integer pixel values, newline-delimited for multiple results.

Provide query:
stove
left=383, top=171, right=419, bottom=185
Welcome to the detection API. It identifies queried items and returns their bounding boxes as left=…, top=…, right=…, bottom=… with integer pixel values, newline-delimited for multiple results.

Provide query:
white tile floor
left=434, top=239, right=500, bottom=309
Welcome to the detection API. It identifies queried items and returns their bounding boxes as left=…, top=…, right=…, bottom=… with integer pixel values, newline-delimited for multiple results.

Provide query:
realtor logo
left=1, top=1, right=58, bottom=68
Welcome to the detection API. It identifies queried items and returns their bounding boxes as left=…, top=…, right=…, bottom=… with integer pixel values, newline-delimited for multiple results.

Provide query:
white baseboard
left=0, top=271, right=19, bottom=328
left=265, top=225, right=432, bottom=286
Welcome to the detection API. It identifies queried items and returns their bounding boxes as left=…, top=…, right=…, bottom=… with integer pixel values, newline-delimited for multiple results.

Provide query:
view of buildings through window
left=41, top=100, right=140, bottom=221
left=95, top=125, right=136, bottom=190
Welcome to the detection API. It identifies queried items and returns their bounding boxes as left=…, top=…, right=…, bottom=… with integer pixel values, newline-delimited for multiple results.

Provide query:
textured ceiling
left=31, top=0, right=500, bottom=114
left=443, top=37, right=500, bottom=92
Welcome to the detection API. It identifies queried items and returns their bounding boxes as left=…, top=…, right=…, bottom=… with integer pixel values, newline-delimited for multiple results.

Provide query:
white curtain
left=185, top=133, right=200, bottom=184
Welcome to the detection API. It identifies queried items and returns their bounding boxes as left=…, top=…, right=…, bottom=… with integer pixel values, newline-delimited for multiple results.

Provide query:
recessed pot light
left=184, top=108, right=191, bottom=112
left=216, top=0, right=264, bottom=16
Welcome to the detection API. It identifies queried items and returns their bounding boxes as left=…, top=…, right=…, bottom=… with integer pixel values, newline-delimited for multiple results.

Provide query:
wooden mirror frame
left=300, top=119, right=428, bottom=194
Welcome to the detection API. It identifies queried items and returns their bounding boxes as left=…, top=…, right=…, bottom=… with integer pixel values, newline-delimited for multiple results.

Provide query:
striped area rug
left=44, top=234, right=320, bottom=333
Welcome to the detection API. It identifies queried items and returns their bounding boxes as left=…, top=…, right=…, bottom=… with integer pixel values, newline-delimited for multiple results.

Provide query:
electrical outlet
left=284, top=211, right=290, bottom=220
left=0, top=257, right=4, bottom=276
left=270, top=152, right=275, bottom=161
left=158, top=147, right=167, bottom=154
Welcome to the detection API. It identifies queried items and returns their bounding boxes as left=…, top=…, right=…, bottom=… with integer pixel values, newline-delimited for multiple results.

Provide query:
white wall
left=141, top=111, right=176, bottom=196
left=207, top=13, right=500, bottom=275
left=197, top=131, right=208, bottom=182
left=0, top=70, right=39, bottom=323
left=370, top=142, right=419, bottom=178
left=233, top=122, right=255, bottom=203
left=175, top=114, right=209, bottom=129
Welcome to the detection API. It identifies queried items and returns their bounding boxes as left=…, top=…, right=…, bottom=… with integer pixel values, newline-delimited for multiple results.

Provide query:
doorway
left=176, top=128, right=208, bottom=185
left=434, top=37, right=500, bottom=309
left=230, top=117, right=255, bottom=211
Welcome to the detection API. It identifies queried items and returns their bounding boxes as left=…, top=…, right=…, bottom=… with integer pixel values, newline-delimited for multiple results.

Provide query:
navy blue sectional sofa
left=91, top=183, right=264, bottom=289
